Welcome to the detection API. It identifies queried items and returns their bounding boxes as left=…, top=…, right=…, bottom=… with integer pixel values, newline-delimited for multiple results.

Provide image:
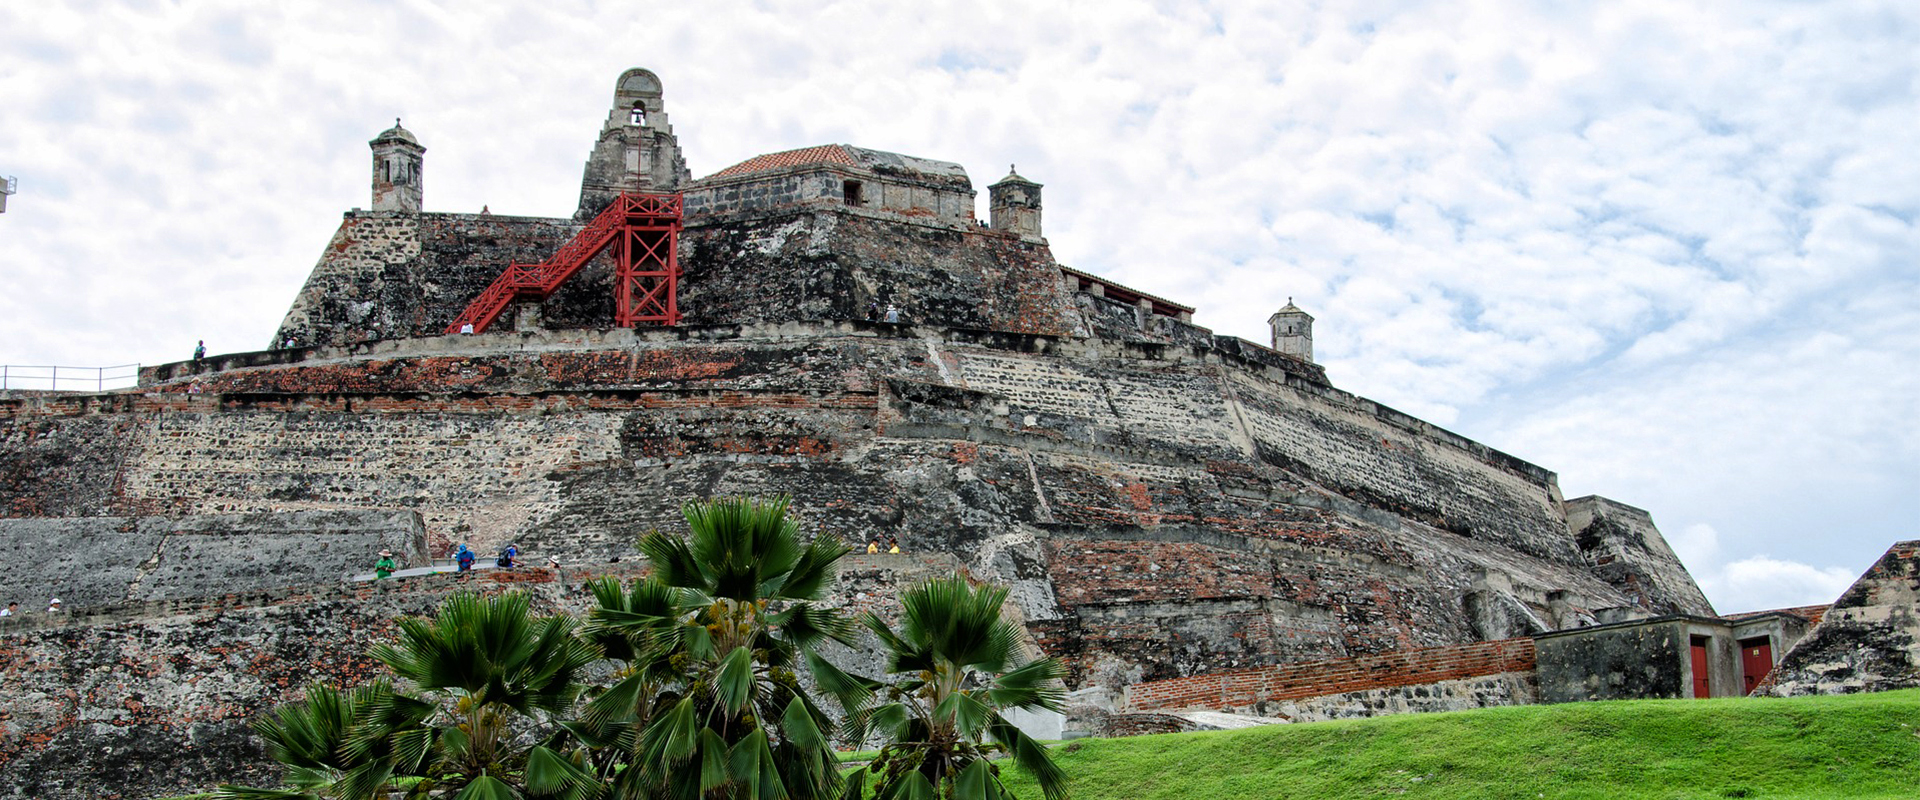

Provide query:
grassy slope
left=998, top=690, right=1920, bottom=800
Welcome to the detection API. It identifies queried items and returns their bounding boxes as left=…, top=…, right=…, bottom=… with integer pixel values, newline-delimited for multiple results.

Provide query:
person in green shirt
left=374, top=549, right=398, bottom=579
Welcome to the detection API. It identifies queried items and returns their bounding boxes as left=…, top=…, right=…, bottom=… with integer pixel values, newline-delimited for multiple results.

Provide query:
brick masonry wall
left=1123, top=638, right=1537, bottom=714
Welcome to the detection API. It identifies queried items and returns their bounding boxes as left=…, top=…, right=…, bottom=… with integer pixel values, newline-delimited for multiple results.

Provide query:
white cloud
left=1703, top=556, right=1861, bottom=614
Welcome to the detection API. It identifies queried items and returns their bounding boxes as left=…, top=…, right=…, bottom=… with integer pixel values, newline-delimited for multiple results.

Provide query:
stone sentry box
left=1534, top=611, right=1812, bottom=702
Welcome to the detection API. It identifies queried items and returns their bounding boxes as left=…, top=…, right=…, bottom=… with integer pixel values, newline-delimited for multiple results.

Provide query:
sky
left=2, top=0, right=1915, bottom=614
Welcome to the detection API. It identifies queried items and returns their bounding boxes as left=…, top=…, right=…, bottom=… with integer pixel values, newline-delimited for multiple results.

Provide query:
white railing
left=0, top=364, right=141, bottom=392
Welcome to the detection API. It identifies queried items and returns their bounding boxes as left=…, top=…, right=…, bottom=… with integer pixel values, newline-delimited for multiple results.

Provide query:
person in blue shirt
left=455, top=543, right=476, bottom=572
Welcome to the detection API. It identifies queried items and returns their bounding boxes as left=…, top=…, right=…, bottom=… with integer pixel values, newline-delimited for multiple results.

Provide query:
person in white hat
left=374, top=550, right=398, bottom=579
left=46, top=598, right=63, bottom=613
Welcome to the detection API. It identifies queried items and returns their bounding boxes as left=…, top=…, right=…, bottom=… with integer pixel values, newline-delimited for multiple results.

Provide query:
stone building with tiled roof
left=686, top=143, right=978, bottom=226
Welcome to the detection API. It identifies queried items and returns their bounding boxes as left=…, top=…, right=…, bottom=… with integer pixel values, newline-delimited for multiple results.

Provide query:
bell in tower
left=576, top=68, right=692, bottom=220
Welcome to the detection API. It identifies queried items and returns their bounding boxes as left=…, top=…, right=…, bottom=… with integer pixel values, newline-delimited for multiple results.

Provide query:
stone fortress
left=2, top=68, right=1915, bottom=799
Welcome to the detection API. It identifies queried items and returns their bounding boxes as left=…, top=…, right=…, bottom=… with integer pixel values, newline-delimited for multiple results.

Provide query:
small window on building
left=630, top=105, right=647, bottom=126
left=843, top=180, right=864, bottom=206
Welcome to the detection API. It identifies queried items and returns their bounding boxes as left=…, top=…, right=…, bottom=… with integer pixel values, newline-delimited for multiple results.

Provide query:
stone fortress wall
left=1764, top=540, right=1920, bottom=696
left=0, top=553, right=961, bottom=800
left=0, top=66, right=1752, bottom=798
left=0, top=511, right=426, bottom=610
left=2, top=314, right=1705, bottom=685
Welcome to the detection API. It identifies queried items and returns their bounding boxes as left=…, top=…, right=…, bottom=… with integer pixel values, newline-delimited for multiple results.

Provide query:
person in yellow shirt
left=866, top=540, right=880, bottom=554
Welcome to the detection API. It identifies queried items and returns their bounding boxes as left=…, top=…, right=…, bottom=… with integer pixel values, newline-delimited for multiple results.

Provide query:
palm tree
left=214, top=682, right=427, bottom=800
left=841, top=577, right=1069, bottom=800
left=583, top=495, right=862, bottom=800
left=222, top=591, right=602, bottom=800
left=367, top=590, right=603, bottom=798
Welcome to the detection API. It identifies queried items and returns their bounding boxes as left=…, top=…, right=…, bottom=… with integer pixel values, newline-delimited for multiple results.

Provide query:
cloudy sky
left=4, top=1, right=1915, bottom=613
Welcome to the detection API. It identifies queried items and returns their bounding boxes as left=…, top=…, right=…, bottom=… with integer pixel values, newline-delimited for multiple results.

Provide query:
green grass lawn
left=996, top=689, right=1920, bottom=800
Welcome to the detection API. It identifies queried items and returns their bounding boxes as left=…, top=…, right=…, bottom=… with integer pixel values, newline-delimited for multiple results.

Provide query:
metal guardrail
left=0, top=363, right=141, bottom=392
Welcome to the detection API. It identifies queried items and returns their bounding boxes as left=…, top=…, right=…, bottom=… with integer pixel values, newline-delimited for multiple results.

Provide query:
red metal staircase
left=445, top=193, right=683, bottom=334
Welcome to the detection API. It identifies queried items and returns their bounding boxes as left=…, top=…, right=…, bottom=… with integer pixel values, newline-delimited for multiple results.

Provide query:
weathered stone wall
left=0, top=553, right=959, bottom=800
left=272, top=206, right=1080, bottom=350
left=1258, top=673, right=1537, bottom=723
left=678, top=210, right=1077, bottom=336
left=1566, top=495, right=1714, bottom=616
left=0, top=511, right=426, bottom=611
left=1123, top=638, right=1536, bottom=716
left=1534, top=618, right=1689, bottom=702
left=274, top=211, right=584, bottom=348
left=683, top=166, right=975, bottom=223
left=1, top=323, right=1682, bottom=687
left=1766, top=540, right=1920, bottom=696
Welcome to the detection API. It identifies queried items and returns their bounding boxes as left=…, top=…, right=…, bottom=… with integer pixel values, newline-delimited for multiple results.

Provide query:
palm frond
left=770, top=602, right=859, bottom=651
left=987, top=717, right=1068, bottom=800
left=983, top=657, right=1068, bottom=713
left=933, top=691, right=994, bottom=741
left=713, top=645, right=757, bottom=714
left=839, top=766, right=871, bottom=800
left=805, top=651, right=878, bottom=718
left=526, top=744, right=604, bottom=798
left=453, top=774, right=517, bottom=800
left=954, top=759, right=1004, bottom=800
left=774, top=534, right=851, bottom=602
left=899, top=578, right=1017, bottom=675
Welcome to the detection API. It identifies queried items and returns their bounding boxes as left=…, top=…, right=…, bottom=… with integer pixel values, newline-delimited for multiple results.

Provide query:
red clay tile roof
left=708, top=144, right=857, bottom=178
left=1722, top=604, right=1830, bottom=626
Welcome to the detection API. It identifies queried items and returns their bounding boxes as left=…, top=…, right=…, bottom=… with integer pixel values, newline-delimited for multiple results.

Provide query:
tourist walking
left=1, top=601, right=15, bottom=617
left=193, top=340, right=206, bottom=363
left=455, top=543, right=475, bottom=572
left=374, top=550, right=398, bottom=579
left=46, top=598, right=62, bottom=613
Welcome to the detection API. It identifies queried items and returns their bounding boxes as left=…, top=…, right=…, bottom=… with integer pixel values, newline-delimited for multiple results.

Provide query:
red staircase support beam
left=445, top=193, right=683, bottom=335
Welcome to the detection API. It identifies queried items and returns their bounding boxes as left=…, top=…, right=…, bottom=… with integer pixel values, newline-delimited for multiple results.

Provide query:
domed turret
left=1268, top=298, right=1314, bottom=362
left=369, top=118, right=425, bottom=213
left=988, top=165, right=1043, bottom=238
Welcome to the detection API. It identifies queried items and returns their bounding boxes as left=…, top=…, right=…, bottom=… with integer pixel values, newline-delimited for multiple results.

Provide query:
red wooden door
left=1690, top=638, right=1711, bottom=698
left=1740, top=637, right=1773, bottom=695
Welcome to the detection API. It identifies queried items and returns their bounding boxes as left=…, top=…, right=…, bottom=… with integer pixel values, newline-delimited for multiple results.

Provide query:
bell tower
left=369, top=119, right=424, bottom=213
left=576, top=68, right=692, bottom=220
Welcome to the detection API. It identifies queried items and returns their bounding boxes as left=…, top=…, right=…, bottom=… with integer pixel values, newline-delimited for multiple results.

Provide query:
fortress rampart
left=0, top=67, right=1727, bottom=798
left=3, top=318, right=1707, bottom=687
